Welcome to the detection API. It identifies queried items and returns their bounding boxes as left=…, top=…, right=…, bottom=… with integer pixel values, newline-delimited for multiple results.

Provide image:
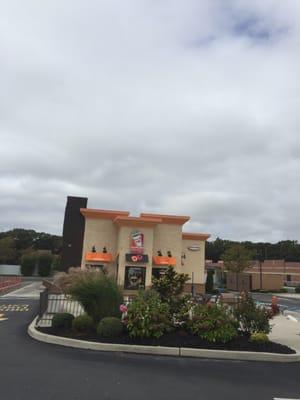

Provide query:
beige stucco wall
left=182, top=239, right=205, bottom=285
left=153, top=224, right=182, bottom=271
left=81, top=218, right=118, bottom=277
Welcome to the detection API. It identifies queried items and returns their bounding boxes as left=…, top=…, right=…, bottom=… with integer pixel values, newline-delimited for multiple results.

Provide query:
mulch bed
left=38, top=327, right=295, bottom=354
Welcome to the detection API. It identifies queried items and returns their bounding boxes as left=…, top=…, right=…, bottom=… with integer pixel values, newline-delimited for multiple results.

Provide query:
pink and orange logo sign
left=130, top=231, right=144, bottom=254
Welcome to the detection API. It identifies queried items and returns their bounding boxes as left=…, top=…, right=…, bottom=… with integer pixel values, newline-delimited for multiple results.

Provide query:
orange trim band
left=80, top=208, right=130, bottom=219
left=140, top=213, right=190, bottom=225
left=85, top=252, right=113, bottom=263
left=114, top=216, right=162, bottom=228
left=182, top=232, right=210, bottom=241
left=152, top=256, right=176, bottom=266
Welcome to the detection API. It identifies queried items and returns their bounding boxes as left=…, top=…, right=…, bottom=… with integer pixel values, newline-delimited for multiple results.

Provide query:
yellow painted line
left=0, top=304, right=29, bottom=312
left=0, top=313, right=8, bottom=322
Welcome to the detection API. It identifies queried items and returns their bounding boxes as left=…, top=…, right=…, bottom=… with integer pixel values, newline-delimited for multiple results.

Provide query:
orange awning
left=152, top=256, right=176, bottom=266
left=85, top=252, right=113, bottom=263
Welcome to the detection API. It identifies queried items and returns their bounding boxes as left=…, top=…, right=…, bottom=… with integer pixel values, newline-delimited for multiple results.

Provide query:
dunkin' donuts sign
left=126, top=254, right=149, bottom=263
left=130, top=231, right=144, bottom=254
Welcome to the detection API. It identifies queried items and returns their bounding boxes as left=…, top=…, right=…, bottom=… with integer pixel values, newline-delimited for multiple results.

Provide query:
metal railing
left=39, top=288, right=49, bottom=319
left=38, top=290, right=84, bottom=325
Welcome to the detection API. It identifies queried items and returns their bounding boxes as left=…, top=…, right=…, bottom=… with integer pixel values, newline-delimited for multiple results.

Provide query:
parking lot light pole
left=260, top=260, right=262, bottom=290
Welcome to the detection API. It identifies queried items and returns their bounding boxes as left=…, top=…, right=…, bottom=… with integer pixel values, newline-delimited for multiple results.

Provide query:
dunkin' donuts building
left=61, top=197, right=210, bottom=294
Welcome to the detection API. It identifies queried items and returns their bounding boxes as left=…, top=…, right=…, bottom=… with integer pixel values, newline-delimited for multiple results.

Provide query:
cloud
left=0, top=0, right=300, bottom=242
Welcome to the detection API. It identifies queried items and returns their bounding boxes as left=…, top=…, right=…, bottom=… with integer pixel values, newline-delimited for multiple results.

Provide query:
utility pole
left=259, top=259, right=262, bottom=290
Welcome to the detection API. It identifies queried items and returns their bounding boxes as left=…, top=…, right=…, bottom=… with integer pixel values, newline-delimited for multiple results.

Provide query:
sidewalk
left=1, top=281, right=44, bottom=299
left=275, top=293, right=300, bottom=300
left=269, top=314, right=300, bottom=353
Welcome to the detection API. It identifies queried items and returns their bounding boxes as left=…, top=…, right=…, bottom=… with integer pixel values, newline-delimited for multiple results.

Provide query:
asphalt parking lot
left=0, top=284, right=300, bottom=400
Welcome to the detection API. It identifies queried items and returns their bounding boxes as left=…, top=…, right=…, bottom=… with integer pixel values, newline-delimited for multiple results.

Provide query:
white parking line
left=286, top=315, right=298, bottom=323
left=274, top=397, right=300, bottom=399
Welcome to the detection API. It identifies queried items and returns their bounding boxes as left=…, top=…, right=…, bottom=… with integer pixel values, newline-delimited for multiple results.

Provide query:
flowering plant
left=119, top=304, right=128, bottom=313
left=120, top=304, right=128, bottom=325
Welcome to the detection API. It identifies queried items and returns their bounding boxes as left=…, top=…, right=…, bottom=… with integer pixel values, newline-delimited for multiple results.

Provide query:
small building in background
left=206, top=259, right=300, bottom=291
left=0, top=264, right=21, bottom=276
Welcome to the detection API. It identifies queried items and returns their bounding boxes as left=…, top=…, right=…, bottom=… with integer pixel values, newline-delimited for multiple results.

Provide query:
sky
left=1, top=0, right=300, bottom=242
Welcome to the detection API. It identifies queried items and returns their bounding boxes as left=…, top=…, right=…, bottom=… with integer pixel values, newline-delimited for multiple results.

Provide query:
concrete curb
left=28, top=317, right=300, bottom=362
left=28, top=317, right=179, bottom=356
left=179, top=347, right=300, bottom=362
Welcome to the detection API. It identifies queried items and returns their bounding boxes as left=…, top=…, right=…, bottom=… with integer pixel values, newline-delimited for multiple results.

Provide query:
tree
left=0, top=228, right=63, bottom=264
left=38, top=254, right=53, bottom=277
left=222, top=244, right=253, bottom=291
left=205, top=270, right=214, bottom=293
left=152, top=266, right=189, bottom=314
left=21, top=254, right=37, bottom=276
left=0, top=237, right=17, bottom=264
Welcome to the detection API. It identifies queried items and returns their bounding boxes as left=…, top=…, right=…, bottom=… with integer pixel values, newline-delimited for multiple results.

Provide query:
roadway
left=0, top=283, right=300, bottom=400
left=252, top=292, right=300, bottom=315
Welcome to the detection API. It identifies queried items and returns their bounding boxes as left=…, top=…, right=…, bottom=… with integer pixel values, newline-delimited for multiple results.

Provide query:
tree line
left=0, top=228, right=62, bottom=265
left=206, top=238, right=300, bottom=262
left=1, top=228, right=300, bottom=265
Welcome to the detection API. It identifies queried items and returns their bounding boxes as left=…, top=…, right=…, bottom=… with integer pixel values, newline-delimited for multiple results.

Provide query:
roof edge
left=114, top=216, right=162, bottom=228
left=182, top=232, right=211, bottom=241
left=80, top=208, right=130, bottom=219
left=140, top=213, right=190, bottom=225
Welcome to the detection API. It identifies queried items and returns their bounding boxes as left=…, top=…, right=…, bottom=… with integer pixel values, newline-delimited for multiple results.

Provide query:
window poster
left=125, top=266, right=146, bottom=290
left=130, top=231, right=144, bottom=254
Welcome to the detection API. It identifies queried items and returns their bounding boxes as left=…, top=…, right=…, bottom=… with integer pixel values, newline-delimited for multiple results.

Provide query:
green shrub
left=127, top=290, right=171, bottom=339
left=97, top=317, right=123, bottom=338
left=234, top=294, right=271, bottom=334
left=51, top=255, right=62, bottom=272
left=250, top=332, right=269, bottom=343
left=52, top=313, right=74, bottom=330
left=205, top=270, right=214, bottom=293
left=72, top=314, right=94, bottom=333
left=188, top=304, right=238, bottom=343
left=279, top=288, right=288, bottom=293
left=21, top=254, right=36, bottom=276
left=152, top=266, right=189, bottom=314
left=53, top=267, right=100, bottom=293
left=173, top=294, right=194, bottom=328
left=295, top=286, right=300, bottom=293
left=38, top=254, right=53, bottom=277
left=69, top=274, right=123, bottom=323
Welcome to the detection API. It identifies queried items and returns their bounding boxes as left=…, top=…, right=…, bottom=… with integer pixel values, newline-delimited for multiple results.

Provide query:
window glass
left=86, top=264, right=105, bottom=273
left=152, top=267, right=167, bottom=281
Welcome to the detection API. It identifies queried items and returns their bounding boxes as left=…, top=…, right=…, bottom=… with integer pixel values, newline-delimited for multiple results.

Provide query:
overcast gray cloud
left=1, top=0, right=300, bottom=242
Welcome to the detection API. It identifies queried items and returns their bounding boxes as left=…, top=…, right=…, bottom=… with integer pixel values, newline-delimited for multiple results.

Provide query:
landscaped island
left=38, top=267, right=295, bottom=355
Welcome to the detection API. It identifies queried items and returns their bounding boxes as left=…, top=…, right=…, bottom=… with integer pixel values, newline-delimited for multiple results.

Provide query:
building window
left=86, top=264, right=105, bottom=273
left=152, top=267, right=168, bottom=281
left=124, top=266, right=146, bottom=290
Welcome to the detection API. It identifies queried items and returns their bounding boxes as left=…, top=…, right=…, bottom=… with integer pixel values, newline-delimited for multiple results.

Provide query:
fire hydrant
left=272, top=296, right=278, bottom=306
left=271, top=296, right=280, bottom=315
